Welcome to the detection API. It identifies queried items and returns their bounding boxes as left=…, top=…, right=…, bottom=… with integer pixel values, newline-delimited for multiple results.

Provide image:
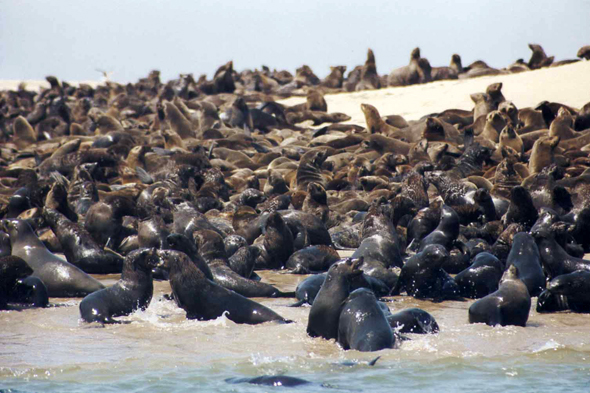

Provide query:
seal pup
left=2, top=219, right=104, bottom=297
left=79, top=248, right=159, bottom=324
left=468, top=265, right=531, bottom=327
left=307, top=258, right=363, bottom=340
left=337, top=288, right=395, bottom=351
left=159, top=250, right=291, bottom=324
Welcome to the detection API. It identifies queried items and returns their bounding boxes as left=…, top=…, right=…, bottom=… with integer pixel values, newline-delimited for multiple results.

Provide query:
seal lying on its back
left=338, top=288, right=395, bottom=351
left=2, top=219, right=104, bottom=297
left=159, top=250, right=291, bottom=324
left=79, top=248, right=159, bottom=324
left=468, top=265, right=531, bottom=327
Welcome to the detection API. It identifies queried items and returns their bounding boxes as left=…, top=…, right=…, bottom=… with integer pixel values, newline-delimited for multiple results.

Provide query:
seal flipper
left=288, top=299, right=307, bottom=307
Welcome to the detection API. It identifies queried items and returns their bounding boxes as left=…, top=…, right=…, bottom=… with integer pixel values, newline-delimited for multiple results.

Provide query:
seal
left=159, top=249, right=291, bottom=324
left=454, top=252, right=504, bottom=299
left=2, top=218, right=104, bottom=297
left=505, top=232, right=545, bottom=296
left=543, top=270, right=590, bottom=312
left=393, top=244, right=460, bottom=300
left=79, top=248, right=159, bottom=324
left=225, top=376, right=312, bottom=387
left=285, top=245, right=340, bottom=274
left=502, top=186, right=538, bottom=230
left=0, top=255, right=33, bottom=309
left=42, top=208, right=124, bottom=274
left=386, top=308, right=440, bottom=334
left=418, top=204, right=460, bottom=252
left=337, top=288, right=395, bottom=351
left=301, top=182, right=329, bottom=224
left=260, top=212, right=294, bottom=269
left=307, top=257, right=363, bottom=340
left=529, top=135, right=559, bottom=174
left=468, top=265, right=531, bottom=327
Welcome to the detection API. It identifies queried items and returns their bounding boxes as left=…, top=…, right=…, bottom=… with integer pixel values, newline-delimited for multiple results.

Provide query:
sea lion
left=163, top=233, right=214, bottom=280
left=468, top=265, right=531, bottom=327
left=502, top=186, right=538, bottom=229
left=42, top=208, right=124, bottom=274
left=337, top=288, right=395, bottom=351
left=301, top=182, right=329, bottom=224
left=386, top=308, right=439, bottom=334
left=159, top=249, right=290, bottom=324
left=505, top=232, right=545, bottom=296
left=2, top=219, right=104, bottom=297
left=454, top=252, right=503, bottom=298
left=528, top=44, right=553, bottom=69
left=307, top=257, right=363, bottom=340
left=79, top=248, right=159, bottom=324
left=321, top=66, right=347, bottom=88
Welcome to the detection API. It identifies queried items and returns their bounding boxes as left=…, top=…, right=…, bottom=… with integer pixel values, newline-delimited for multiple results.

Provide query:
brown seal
left=321, top=66, right=347, bottom=88
left=387, top=47, right=432, bottom=86
left=355, top=49, right=381, bottom=91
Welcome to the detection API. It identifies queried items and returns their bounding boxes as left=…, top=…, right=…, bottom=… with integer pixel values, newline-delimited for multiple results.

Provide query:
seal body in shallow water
left=386, top=308, right=440, bottom=334
left=543, top=270, right=590, bottom=312
left=307, top=258, right=363, bottom=340
left=79, top=248, right=158, bottom=324
left=468, top=265, right=531, bottom=327
left=337, top=288, right=395, bottom=351
left=2, top=219, right=104, bottom=297
left=159, top=249, right=290, bottom=324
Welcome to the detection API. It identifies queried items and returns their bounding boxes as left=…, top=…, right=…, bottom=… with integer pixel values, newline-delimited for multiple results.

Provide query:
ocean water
left=1, top=272, right=589, bottom=392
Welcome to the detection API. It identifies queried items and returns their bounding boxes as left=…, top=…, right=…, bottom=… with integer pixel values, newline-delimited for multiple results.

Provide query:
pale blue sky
left=1, top=0, right=588, bottom=83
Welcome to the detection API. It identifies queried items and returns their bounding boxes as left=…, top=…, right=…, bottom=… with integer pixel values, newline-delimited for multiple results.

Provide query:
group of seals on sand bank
left=0, top=45, right=590, bottom=360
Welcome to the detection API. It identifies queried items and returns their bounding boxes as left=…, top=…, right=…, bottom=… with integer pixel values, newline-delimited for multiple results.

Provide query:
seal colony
left=1, top=43, right=590, bottom=364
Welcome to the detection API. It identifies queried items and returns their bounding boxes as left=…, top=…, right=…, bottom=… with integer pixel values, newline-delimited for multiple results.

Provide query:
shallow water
left=1, top=272, right=589, bottom=392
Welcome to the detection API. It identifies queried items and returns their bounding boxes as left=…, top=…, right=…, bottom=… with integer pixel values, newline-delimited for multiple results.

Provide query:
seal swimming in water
left=158, top=249, right=291, bottom=324
left=337, top=288, right=395, bottom=351
left=2, top=219, right=104, bottom=297
left=79, top=248, right=159, bottom=324
left=468, top=265, right=531, bottom=327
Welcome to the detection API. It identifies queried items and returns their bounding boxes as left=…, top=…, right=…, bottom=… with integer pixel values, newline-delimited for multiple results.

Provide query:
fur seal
left=225, top=376, right=311, bottom=387
left=2, top=219, right=104, bottom=297
left=159, top=250, right=291, bottom=324
left=337, top=288, right=395, bottom=351
left=468, top=265, right=531, bottom=327
left=386, top=308, right=440, bottom=334
left=0, top=255, right=33, bottom=309
left=505, top=232, right=545, bottom=296
left=394, top=244, right=460, bottom=300
left=543, top=270, right=590, bottom=312
left=454, top=252, right=503, bottom=299
left=418, top=204, right=460, bottom=252
left=42, top=208, right=123, bottom=274
left=79, top=248, right=158, bottom=323
left=285, top=245, right=340, bottom=274
left=387, top=47, right=432, bottom=86
left=355, top=49, right=381, bottom=91
left=307, top=258, right=363, bottom=340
